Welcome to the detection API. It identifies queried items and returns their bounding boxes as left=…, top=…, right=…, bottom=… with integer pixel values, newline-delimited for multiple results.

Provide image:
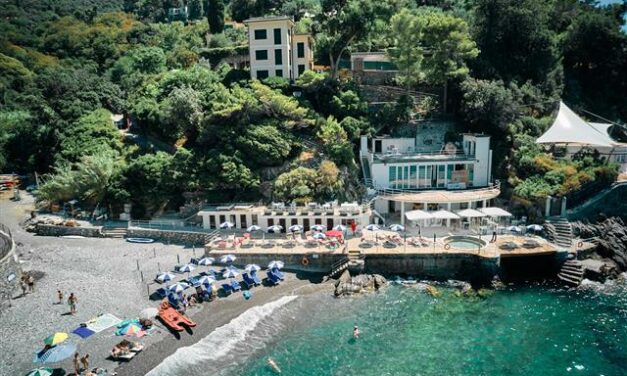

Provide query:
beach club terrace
left=197, top=202, right=371, bottom=232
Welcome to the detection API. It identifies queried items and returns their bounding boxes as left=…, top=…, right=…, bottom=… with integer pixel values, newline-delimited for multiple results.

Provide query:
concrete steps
left=102, top=227, right=128, bottom=238
left=558, top=258, right=584, bottom=286
left=546, top=218, right=573, bottom=248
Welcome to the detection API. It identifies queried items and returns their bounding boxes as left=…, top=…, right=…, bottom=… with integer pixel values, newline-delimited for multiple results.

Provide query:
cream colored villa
left=244, top=16, right=314, bottom=80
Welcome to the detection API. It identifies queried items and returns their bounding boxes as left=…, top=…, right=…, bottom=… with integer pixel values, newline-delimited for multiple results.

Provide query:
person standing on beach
left=57, top=290, right=63, bottom=305
left=68, top=293, right=77, bottom=315
left=27, top=274, right=35, bottom=292
left=81, top=353, right=90, bottom=372
left=73, top=352, right=80, bottom=375
left=20, top=279, right=27, bottom=296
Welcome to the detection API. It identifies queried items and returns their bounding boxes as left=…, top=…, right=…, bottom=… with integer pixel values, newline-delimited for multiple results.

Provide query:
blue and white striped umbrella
left=313, top=232, right=326, bottom=240
left=333, top=224, right=347, bottom=231
left=220, top=254, right=237, bottom=263
left=247, top=225, right=262, bottom=232
left=198, top=275, right=216, bottom=285
left=311, top=224, right=326, bottom=231
left=245, top=264, right=261, bottom=272
left=33, top=343, right=77, bottom=364
left=198, top=257, right=215, bottom=266
left=268, top=260, right=285, bottom=269
left=267, top=225, right=283, bottom=233
left=507, top=226, right=523, bottom=233
left=178, top=264, right=196, bottom=273
left=220, top=221, right=235, bottom=229
left=223, top=268, right=240, bottom=279
left=156, top=272, right=176, bottom=283
left=527, top=224, right=543, bottom=232
left=366, top=224, right=380, bottom=231
left=288, top=224, right=303, bottom=233
left=168, top=282, right=190, bottom=294
left=389, top=224, right=405, bottom=232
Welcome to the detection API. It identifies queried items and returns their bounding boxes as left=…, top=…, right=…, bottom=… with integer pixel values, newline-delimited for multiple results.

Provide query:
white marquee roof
left=405, top=210, right=433, bottom=221
left=536, top=102, right=615, bottom=147
left=479, top=207, right=512, bottom=218
left=457, top=209, right=487, bottom=218
left=431, top=209, right=460, bottom=220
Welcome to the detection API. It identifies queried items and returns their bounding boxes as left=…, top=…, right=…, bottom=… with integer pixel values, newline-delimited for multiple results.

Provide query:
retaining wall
left=0, top=225, right=21, bottom=310
left=127, top=228, right=214, bottom=246
left=206, top=250, right=343, bottom=274
left=36, top=224, right=103, bottom=237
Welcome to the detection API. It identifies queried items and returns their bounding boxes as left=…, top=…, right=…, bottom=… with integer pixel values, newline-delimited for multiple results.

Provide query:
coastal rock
left=334, top=273, right=388, bottom=297
left=571, top=217, right=627, bottom=274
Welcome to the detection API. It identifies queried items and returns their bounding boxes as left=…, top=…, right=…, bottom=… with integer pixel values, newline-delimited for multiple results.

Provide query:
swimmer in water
left=268, top=358, right=281, bottom=373
left=353, top=325, right=360, bottom=339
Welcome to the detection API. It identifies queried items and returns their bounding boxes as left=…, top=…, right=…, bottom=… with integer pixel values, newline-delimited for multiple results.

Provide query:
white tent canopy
left=536, top=102, right=615, bottom=147
left=431, top=209, right=460, bottom=220
left=479, top=207, right=512, bottom=218
left=457, top=209, right=486, bottom=218
left=405, top=210, right=433, bottom=221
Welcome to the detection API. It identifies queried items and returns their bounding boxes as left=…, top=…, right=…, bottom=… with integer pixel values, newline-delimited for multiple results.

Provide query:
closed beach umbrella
left=156, top=272, right=176, bottom=283
left=198, top=275, right=216, bottom=285
left=267, top=225, right=283, bottom=233
left=311, top=224, right=326, bottom=231
left=366, top=224, right=380, bottom=231
left=220, top=254, right=237, bottom=263
left=313, top=232, right=326, bottom=240
left=247, top=225, right=262, bottom=232
left=43, top=332, right=68, bottom=347
left=220, top=221, right=235, bottom=229
left=139, top=307, right=159, bottom=320
left=178, top=264, right=196, bottom=273
left=33, top=343, right=77, bottom=364
left=527, top=224, right=543, bottom=232
left=168, top=282, right=189, bottom=294
left=245, top=264, right=261, bottom=272
left=268, top=260, right=285, bottom=269
left=198, top=257, right=215, bottom=266
left=288, top=224, right=303, bottom=233
left=389, top=224, right=405, bottom=232
left=26, top=368, right=54, bottom=376
left=333, top=224, right=347, bottom=231
left=223, top=268, right=240, bottom=279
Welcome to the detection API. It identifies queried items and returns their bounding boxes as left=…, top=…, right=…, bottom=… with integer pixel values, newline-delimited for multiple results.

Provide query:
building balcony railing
left=369, top=180, right=501, bottom=196
left=369, top=149, right=475, bottom=163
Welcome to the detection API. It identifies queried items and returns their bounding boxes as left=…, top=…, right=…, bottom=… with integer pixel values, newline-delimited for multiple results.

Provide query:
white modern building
left=360, top=133, right=500, bottom=225
left=537, top=102, right=627, bottom=174
left=244, top=16, right=314, bottom=80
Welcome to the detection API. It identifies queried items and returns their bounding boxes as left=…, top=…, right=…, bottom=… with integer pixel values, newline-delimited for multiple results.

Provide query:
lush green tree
left=317, top=116, right=354, bottom=166
left=207, top=0, right=226, bottom=33
left=123, top=151, right=176, bottom=217
left=235, top=124, right=293, bottom=166
left=188, top=0, right=204, bottom=20
left=330, top=90, right=368, bottom=120
left=459, top=78, right=518, bottom=134
left=273, top=167, right=318, bottom=203
left=316, top=160, right=343, bottom=200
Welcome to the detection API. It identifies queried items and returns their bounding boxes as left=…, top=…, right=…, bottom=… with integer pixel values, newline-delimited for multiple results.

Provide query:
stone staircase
left=347, top=249, right=365, bottom=273
left=558, top=258, right=584, bottom=286
left=327, top=257, right=349, bottom=279
left=102, top=226, right=128, bottom=239
left=546, top=218, right=574, bottom=248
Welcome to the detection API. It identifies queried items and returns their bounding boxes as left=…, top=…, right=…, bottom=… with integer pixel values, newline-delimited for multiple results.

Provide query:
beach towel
left=86, top=313, right=122, bottom=333
left=72, top=326, right=96, bottom=338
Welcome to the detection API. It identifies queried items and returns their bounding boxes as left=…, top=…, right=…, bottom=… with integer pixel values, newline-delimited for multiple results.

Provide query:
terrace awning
left=536, top=102, right=615, bottom=147
left=479, top=207, right=512, bottom=218
left=431, top=209, right=460, bottom=220
left=456, top=209, right=487, bottom=218
left=404, top=210, right=433, bottom=221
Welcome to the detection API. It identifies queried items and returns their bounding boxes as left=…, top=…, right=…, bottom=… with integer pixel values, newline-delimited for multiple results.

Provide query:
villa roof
left=537, top=102, right=616, bottom=147
left=456, top=209, right=486, bottom=218
left=404, top=210, right=433, bottom=221
left=243, top=16, right=293, bottom=24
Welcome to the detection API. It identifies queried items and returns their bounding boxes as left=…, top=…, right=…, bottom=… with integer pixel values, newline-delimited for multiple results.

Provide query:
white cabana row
left=404, top=210, right=433, bottom=221
left=479, top=207, right=512, bottom=218
left=456, top=209, right=486, bottom=218
left=431, top=209, right=460, bottom=220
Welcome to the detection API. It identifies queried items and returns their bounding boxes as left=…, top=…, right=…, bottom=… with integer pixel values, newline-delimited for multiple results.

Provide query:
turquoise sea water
left=237, top=281, right=627, bottom=376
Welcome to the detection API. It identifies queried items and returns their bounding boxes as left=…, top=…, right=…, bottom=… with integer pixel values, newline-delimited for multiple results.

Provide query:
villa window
left=254, top=29, right=267, bottom=40
left=275, top=69, right=283, bottom=77
left=297, top=42, right=305, bottom=58
left=256, top=70, right=269, bottom=79
left=437, top=165, right=446, bottom=188
left=255, top=50, right=268, bottom=61
left=389, top=166, right=397, bottom=189
left=251, top=214, right=258, bottom=225
left=274, top=49, right=282, bottom=65
left=274, top=28, right=281, bottom=44
left=409, top=165, right=417, bottom=188
left=298, top=64, right=305, bottom=75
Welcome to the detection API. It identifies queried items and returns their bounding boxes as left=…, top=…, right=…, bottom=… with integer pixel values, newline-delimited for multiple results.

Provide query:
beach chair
left=230, top=280, right=242, bottom=291
left=250, top=271, right=263, bottom=285
left=189, top=257, right=199, bottom=265
left=266, top=271, right=281, bottom=285
left=187, top=275, right=201, bottom=287
left=155, top=288, right=168, bottom=299
left=222, top=283, right=234, bottom=295
left=242, top=273, right=257, bottom=288
left=271, top=267, right=285, bottom=280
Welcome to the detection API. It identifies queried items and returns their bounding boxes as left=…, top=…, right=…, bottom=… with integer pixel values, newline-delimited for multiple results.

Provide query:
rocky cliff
left=571, top=217, right=627, bottom=273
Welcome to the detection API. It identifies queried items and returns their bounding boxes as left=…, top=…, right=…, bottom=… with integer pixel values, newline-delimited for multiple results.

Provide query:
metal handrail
left=372, top=180, right=501, bottom=196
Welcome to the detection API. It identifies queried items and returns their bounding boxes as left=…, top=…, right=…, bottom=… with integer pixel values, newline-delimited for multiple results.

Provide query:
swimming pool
left=444, top=235, right=486, bottom=250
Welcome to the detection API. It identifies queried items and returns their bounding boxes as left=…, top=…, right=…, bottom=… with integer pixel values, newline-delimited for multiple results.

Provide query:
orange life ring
left=301, top=256, right=310, bottom=266
left=578, top=241, right=583, bottom=248
left=444, top=243, right=451, bottom=250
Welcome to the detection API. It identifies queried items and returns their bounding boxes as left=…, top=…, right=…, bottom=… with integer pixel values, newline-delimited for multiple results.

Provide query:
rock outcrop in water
left=571, top=217, right=627, bottom=276
left=334, top=271, right=388, bottom=297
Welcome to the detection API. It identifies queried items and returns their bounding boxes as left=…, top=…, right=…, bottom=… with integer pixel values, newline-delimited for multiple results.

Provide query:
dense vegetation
left=0, top=0, right=625, bottom=218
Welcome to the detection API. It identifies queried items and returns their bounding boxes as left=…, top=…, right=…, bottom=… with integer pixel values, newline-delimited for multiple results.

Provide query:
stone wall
left=206, top=250, right=343, bottom=274
left=36, top=224, right=103, bottom=238
left=0, top=226, right=21, bottom=311
left=127, top=228, right=214, bottom=246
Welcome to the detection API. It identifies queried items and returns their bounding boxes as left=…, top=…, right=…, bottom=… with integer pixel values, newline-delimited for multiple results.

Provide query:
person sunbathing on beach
left=268, top=358, right=281, bottom=373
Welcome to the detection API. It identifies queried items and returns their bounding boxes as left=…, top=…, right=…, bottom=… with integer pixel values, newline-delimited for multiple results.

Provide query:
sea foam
left=146, top=295, right=298, bottom=376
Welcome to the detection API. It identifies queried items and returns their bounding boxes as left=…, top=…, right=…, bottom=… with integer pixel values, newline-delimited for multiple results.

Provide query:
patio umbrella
left=168, top=282, right=189, bottom=294
left=366, top=224, right=380, bottom=231
left=311, top=224, right=326, bottom=231
left=178, top=264, right=196, bottom=273
left=267, top=225, right=283, bottom=233
left=313, top=232, right=326, bottom=240
left=220, top=221, right=235, bottom=229
left=26, top=368, right=54, bottom=376
left=220, top=254, right=237, bottom=263
left=247, top=225, right=262, bottom=232
left=33, top=343, right=77, bottom=364
left=325, top=230, right=343, bottom=238
left=527, top=224, right=543, bottom=232
left=288, top=224, right=303, bottom=233
left=139, top=307, right=158, bottom=320
left=507, top=226, right=523, bottom=233
left=245, top=264, right=261, bottom=272
left=198, top=275, right=216, bottom=285
left=156, top=272, right=176, bottom=283
left=389, top=224, right=405, bottom=232
left=333, top=224, right=347, bottom=231
left=43, top=333, right=68, bottom=347
left=223, top=268, right=240, bottom=279
left=198, top=257, right=215, bottom=266
left=268, top=260, right=285, bottom=269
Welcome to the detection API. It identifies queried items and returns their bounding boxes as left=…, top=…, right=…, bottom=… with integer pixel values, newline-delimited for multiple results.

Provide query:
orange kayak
left=157, top=301, right=197, bottom=332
